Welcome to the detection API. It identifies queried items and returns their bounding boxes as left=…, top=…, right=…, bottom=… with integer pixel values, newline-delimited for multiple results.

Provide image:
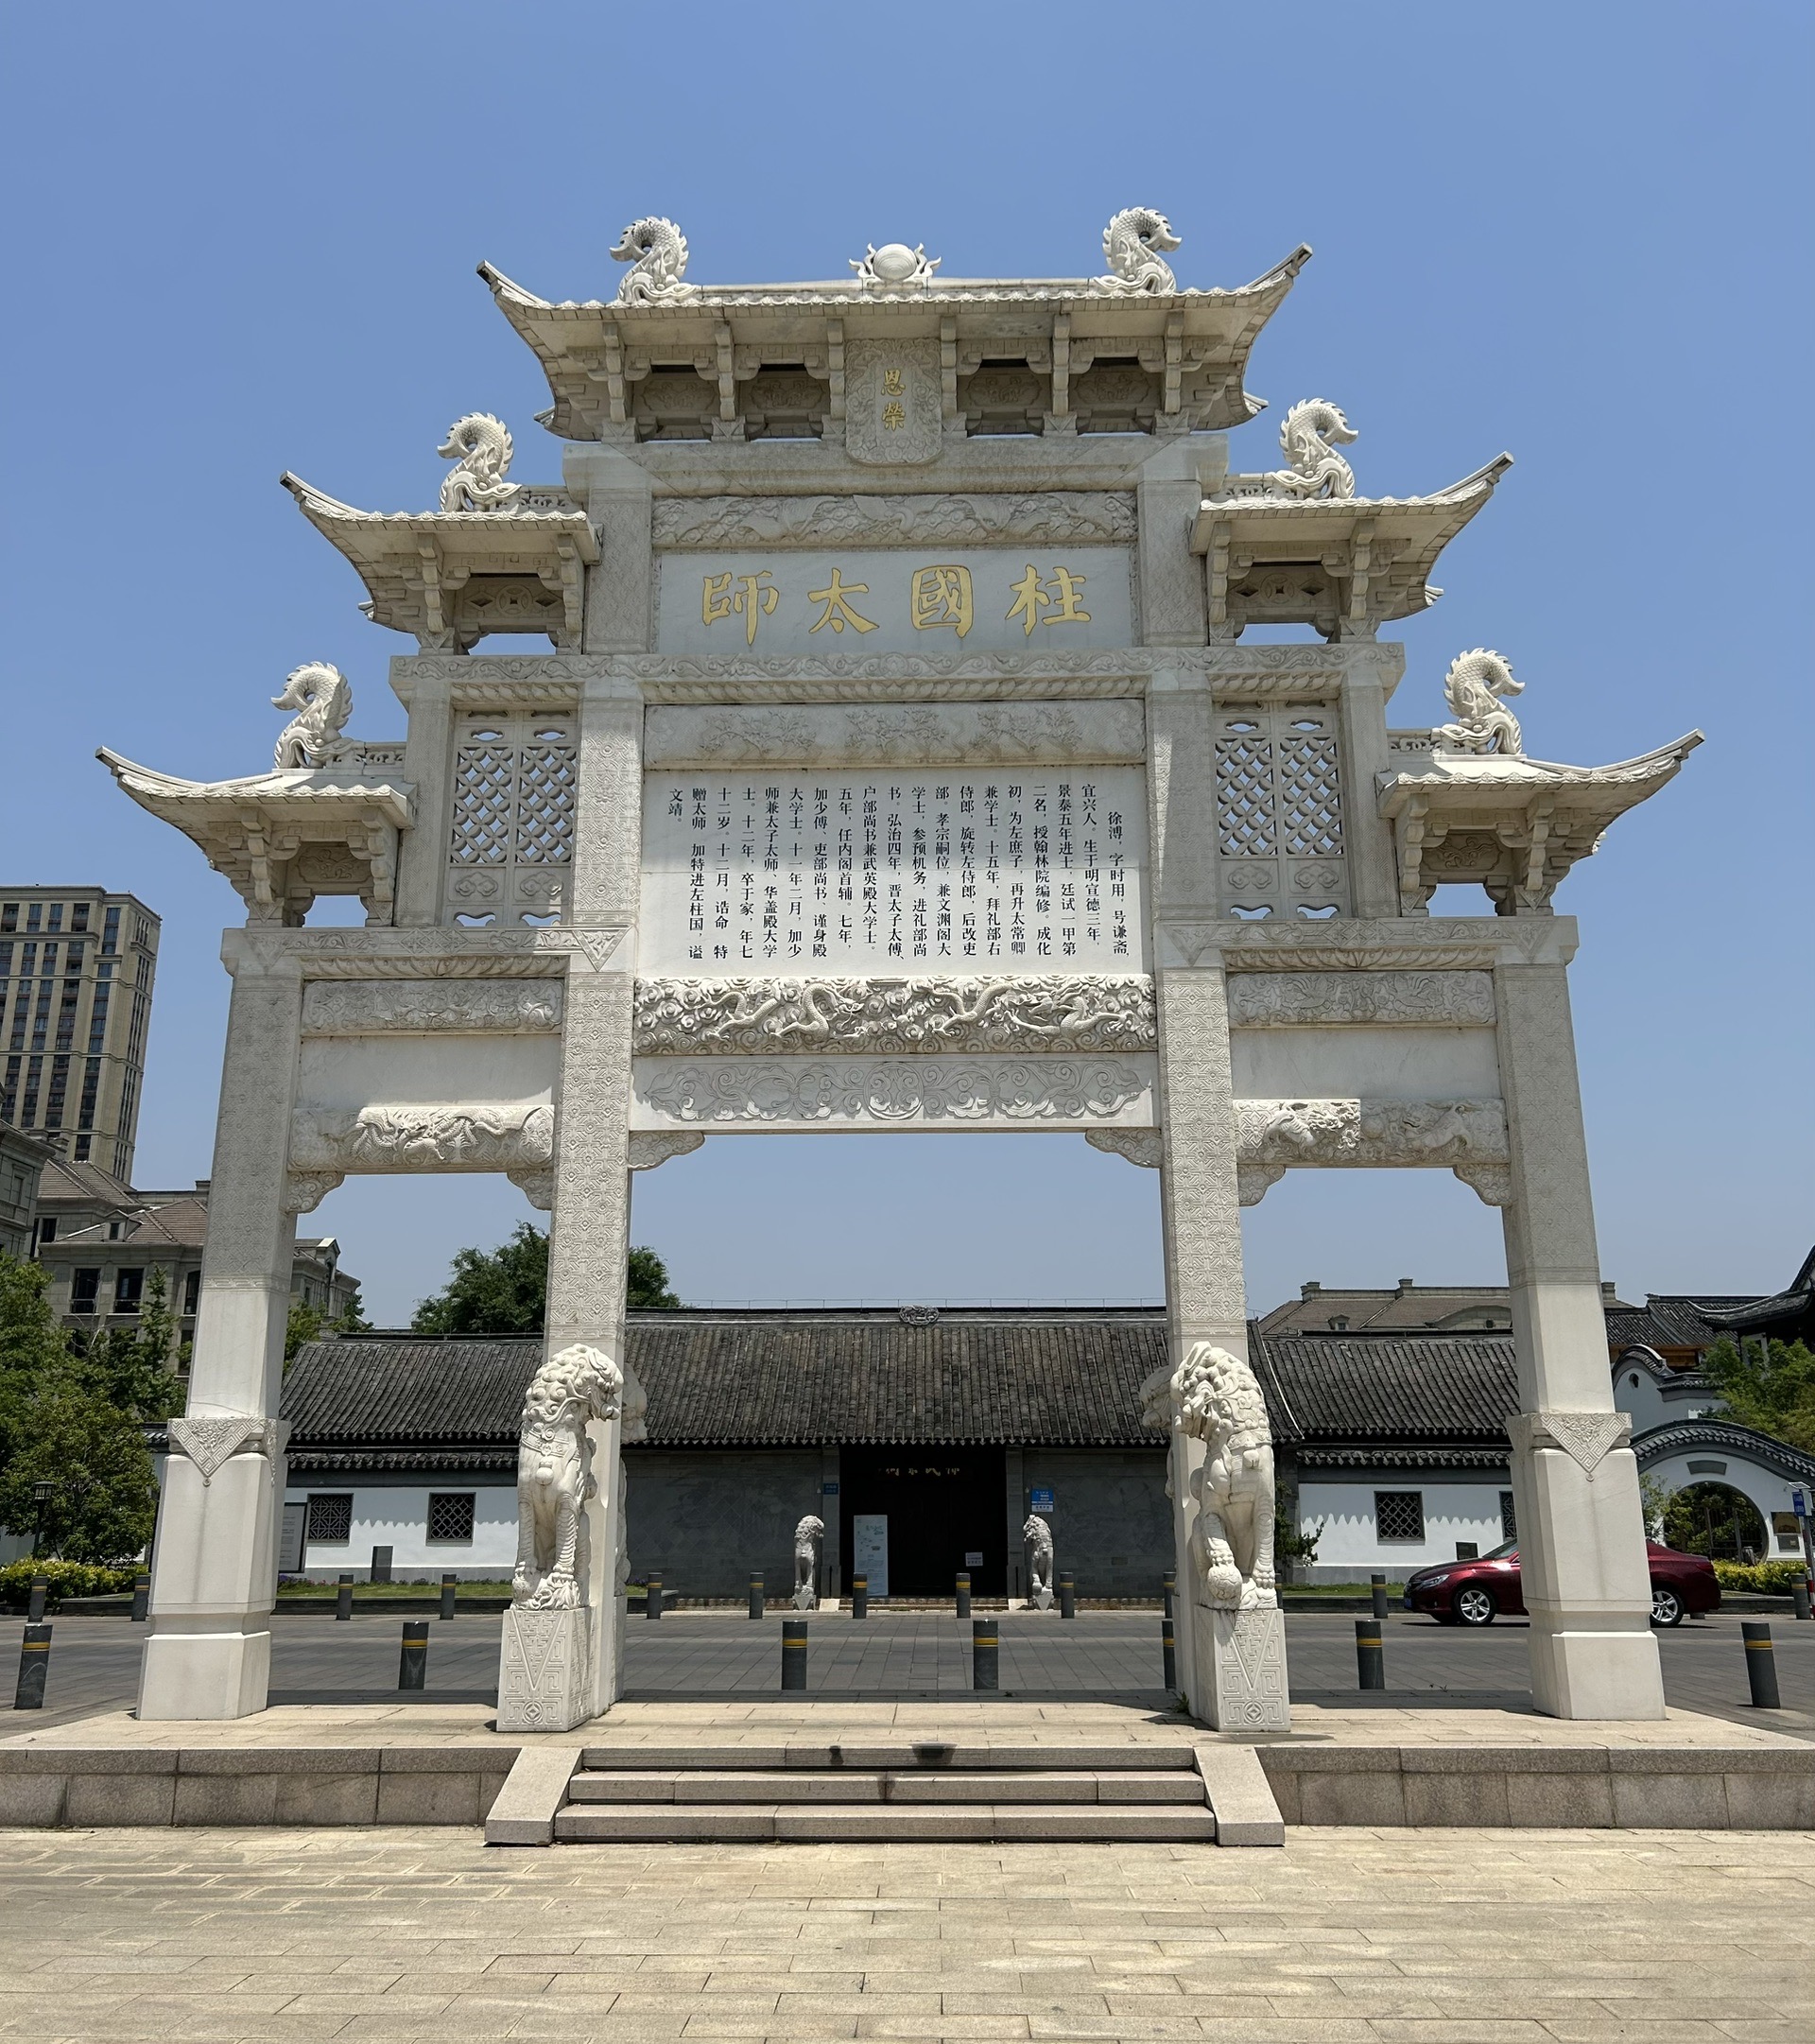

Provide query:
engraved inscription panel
left=640, top=767, right=1150, bottom=976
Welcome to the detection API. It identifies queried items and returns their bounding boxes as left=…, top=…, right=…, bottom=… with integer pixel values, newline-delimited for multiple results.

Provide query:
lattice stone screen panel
left=445, top=713, right=577, bottom=926
left=1213, top=705, right=1348, bottom=918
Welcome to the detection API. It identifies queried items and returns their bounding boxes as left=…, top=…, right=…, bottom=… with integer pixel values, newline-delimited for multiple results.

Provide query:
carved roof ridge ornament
left=437, top=413, right=522, bottom=513
left=1096, top=207, right=1182, bottom=294
left=272, top=662, right=353, bottom=768
left=612, top=217, right=696, bottom=303
left=1207, top=449, right=1515, bottom=513
left=1433, top=649, right=1523, bottom=755
left=851, top=242, right=941, bottom=290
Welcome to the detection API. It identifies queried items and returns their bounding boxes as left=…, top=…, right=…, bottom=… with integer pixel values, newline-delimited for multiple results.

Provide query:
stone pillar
left=390, top=664, right=455, bottom=927
left=138, top=939, right=302, bottom=1720
left=1496, top=959, right=1665, bottom=1720
left=497, top=672, right=643, bottom=1730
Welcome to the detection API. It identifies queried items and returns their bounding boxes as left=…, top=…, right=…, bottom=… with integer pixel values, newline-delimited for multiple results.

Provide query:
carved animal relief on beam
left=635, top=1056, right=1150, bottom=1128
left=1225, top=971, right=1495, bottom=1028
left=652, top=494, right=1138, bottom=551
left=1234, top=1097, right=1510, bottom=1207
left=302, top=979, right=563, bottom=1034
left=290, top=1102, right=554, bottom=1173
left=633, top=976, right=1156, bottom=1056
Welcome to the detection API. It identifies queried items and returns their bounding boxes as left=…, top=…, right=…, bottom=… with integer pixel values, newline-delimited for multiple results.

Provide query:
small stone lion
left=1175, top=1342, right=1277, bottom=1612
left=1023, top=1513, right=1055, bottom=1607
left=792, top=1515, right=824, bottom=1609
left=512, top=1343, right=624, bottom=1610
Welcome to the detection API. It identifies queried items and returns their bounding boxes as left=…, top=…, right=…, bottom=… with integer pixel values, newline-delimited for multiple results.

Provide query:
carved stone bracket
left=167, top=1415, right=290, bottom=1485
left=284, top=1171, right=346, bottom=1215
left=634, top=976, right=1155, bottom=1058
left=1508, top=1411, right=1634, bottom=1481
left=507, top=1167, right=555, bottom=1211
left=1085, top=1129, right=1164, bottom=1169
left=627, top=1132, right=707, bottom=1172
left=1233, top=1098, right=1509, bottom=1207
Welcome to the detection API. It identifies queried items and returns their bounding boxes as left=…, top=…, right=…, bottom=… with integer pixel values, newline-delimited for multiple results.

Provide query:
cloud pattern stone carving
left=289, top=1102, right=555, bottom=1173
left=1234, top=1097, right=1509, bottom=1206
left=1225, top=971, right=1496, bottom=1028
left=302, top=980, right=563, bottom=1034
left=638, top=1056, right=1149, bottom=1126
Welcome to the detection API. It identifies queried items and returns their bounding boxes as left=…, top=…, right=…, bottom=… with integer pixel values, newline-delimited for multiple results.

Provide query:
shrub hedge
left=0, top=1558, right=141, bottom=1608
left=1712, top=1559, right=1810, bottom=1595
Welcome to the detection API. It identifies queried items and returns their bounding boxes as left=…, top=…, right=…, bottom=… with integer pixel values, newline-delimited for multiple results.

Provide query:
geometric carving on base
left=1508, top=1410, right=1633, bottom=1481
left=496, top=1604, right=595, bottom=1732
left=1192, top=1602, right=1290, bottom=1732
left=166, top=1414, right=288, bottom=1485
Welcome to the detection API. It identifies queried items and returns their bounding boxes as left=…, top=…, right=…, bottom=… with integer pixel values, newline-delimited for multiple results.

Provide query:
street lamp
left=30, top=1479, right=55, bottom=1559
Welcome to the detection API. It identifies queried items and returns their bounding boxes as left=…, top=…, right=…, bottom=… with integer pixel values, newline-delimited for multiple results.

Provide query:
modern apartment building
left=0, top=888, right=159, bottom=1182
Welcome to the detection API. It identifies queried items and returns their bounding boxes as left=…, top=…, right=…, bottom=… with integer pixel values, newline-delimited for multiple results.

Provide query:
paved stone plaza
left=0, top=1821, right=1806, bottom=2042
left=8, top=1612, right=1811, bottom=1740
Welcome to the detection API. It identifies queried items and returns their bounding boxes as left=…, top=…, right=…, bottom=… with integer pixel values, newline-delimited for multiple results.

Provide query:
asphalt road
left=6, top=1606, right=1811, bottom=1739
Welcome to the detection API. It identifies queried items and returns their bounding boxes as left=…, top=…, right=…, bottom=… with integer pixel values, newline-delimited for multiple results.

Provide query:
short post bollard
left=26, top=1575, right=48, bottom=1624
left=371, top=1545, right=392, bottom=1585
left=781, top=1618, right=808, bottom=1689
left=1161, top=1614, right=1177, bottom=1691
left=955, top=1571, right=971, bottom=1620
left=645, top=1572, right=663, bottom=1620
left=1743, top=1621, right=1782, bottom=1709
left=851, top=1572, right=869, bottom=1620
left=1792, top=1578, right=1812, bottom=1623
left=972, top=1615, right=998, bottom=1690
left=130, top=1571, right=150, bottom=1623
left=335, top=1573, right=354, bottom=1620
left=1370, top=1573, right=1390, bottom=1621
left=13, top=1624, right=51, bottom=1710
left=440, top=1572, right=458, bottom=1621
left=1058, top=1571, right=1076, bottom=1620
left=398, top=1620, right=428, bottom=1691
left=1356, top=1617, right=1386, bottom=1691
left=1162, top=1569, right=1175, bottom=1620
left=748, top=1571, right=765, bottom=1620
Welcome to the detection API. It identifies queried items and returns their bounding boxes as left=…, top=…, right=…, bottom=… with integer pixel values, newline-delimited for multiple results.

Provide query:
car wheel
left=1650, top=1585, right=1684, bottom=1627
left=1455, top=1585, right=1497, bottom=1626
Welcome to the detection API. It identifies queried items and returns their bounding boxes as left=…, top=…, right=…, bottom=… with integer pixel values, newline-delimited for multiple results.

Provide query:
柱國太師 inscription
left=640, top=768, right=1150, bottom=976
left=655, top=548, right=1134, bottom=655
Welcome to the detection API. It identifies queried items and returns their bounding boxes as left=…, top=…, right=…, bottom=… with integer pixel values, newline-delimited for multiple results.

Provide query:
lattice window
left=1213, top=705, right=1348, bottom=918
left=1499, top=1490, right=1517, bottom=1542
left=307, top=1493, right=353, bottom=1543
left=427, top=1492, right=475, bottom=1543
left=444, top=715, right=577, bottom=925
left=1374, top=1490, right=1426, bottom=1543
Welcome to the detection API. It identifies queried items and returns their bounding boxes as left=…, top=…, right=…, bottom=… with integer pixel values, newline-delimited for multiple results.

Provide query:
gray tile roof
left=1252, top=1332, right=1519, bottom=1448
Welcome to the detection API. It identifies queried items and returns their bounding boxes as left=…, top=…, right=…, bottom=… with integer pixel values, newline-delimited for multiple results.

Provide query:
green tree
left=1702, top=1336, right=1815, bottom=1454
left=73, top=1268, right=186, bottom=1423
left=330, top=1285, right=371, bottom=1334
left=411, top=1226, right=683, bottom=1332
left=285, top=1297, right=325, bottom=1362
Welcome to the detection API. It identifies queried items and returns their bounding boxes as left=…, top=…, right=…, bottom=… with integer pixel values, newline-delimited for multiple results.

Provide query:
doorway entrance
left=839, top=1446, right=1006, bottom=1597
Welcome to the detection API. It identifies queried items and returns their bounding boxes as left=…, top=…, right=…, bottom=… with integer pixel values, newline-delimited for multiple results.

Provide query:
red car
left=1404, top=1540, right=1720, bottom=1627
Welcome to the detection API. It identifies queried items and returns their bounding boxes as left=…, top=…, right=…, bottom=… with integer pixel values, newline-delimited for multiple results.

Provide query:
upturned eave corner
left=95, top=746, right=414, bottom=928
left=1376, top=731, right=1704, bottom=916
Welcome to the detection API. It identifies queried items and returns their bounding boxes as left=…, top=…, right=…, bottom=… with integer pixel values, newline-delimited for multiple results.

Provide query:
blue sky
left=5, top=3, right=1809, bottom=1325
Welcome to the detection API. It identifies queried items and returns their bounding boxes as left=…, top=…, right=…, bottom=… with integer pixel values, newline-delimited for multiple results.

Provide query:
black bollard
left=371, top=1546, right=392, bottom=1585
left=1058, top=1571, right=1076, bottom=1620
left=1792, top=1579, right=1812, bottom=1623
left=1743, top=1621, right=1782, bottom=1709
left=335, top=1573, right=354, bottom=1620
left=398, top=1620, right=428, bottom=1691
left=26, top=1575, right=48, bottom=1624
left=1371, top=1574, right=1390, bottom=1621
left=13, top=1624, right=51, bottom=1710
left=972, top=1615, right=999, bottom=1690
left=440, top=1572, right=458, bottom=1621
left=1356, top=1618, right=1385, bottom=1691
left=955, top=1571, right=971, bottom=1620
left=1161, top=1615, right=1177, bottom=1691
left=851, top=1573, right=869, bottom=1620
left=645, top=1572, right=663, bottom=1620
left=130, top=1572, right=150, bottom=1623
left=781, top=1618, right=807, bottom=1689
left=748, top=1571, right=765, bottom=1620
left=1162, top=1569, right=1175, bottom=1620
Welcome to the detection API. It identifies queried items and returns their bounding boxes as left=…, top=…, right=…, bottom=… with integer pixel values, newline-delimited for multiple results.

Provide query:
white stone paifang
left=633, top=976, right=1155, bottom=1057
left=639, top=765, right=1149, bottom=977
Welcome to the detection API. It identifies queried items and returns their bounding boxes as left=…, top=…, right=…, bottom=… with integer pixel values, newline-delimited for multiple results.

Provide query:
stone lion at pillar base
left=512, top=1343, right=625, bottom=1611
left=1174, top=1342, right=1277, bottom=1614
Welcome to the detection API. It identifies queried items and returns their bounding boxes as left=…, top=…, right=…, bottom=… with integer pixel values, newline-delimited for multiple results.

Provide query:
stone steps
left=566, top=1767, right=1207, bottom=1805
left=554, top=1800, right=1218, bottom=1843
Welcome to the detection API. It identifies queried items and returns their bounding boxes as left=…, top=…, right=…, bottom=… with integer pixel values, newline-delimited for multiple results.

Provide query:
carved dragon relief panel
left=302, top=980, right=563, bottom=1034
left=652, top=494, right=1139, bottom=551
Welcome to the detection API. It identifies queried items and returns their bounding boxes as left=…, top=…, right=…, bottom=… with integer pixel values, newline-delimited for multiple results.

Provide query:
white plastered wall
left=1298, top=1480, right=1512, bottom=1582
left=284, top=1484, right=518, bottom=1578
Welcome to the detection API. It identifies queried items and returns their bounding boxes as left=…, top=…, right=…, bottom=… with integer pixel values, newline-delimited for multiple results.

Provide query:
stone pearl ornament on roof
left=103, top=196, right=1717, bottom=1739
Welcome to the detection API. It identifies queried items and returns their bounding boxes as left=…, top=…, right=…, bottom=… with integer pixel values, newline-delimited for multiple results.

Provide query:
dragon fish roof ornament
left=437, top=413, right=521, bottom=513
left=612, top=216, right=695, bottom=304
left=1433, top=650, right=1525, bottom=755
left=1098, top=207, right=1182, bottom=294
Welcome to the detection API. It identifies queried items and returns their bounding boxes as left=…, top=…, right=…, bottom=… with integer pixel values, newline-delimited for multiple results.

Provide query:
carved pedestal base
left=1028, top=1586, right=1055, bottom=1612
left=497, top=1605, right=596, bottom=1732
left=791, top=1584, right=818, bottom=1611
left=1192, top=1602, right=1290, bottom=1732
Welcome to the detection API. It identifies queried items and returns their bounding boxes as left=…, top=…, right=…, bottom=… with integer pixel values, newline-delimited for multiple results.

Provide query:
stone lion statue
left=512, top=1343, right=624, bottom=1610
left=1175, top=1342, right=1277, bottom=1612
left=1023, top=1513, right=1055, bottom=1608
left=792, top=1515, right=823, bottom=1610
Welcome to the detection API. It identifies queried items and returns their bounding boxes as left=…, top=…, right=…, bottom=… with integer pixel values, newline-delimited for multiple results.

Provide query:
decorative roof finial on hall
left=1097, top=207, right=1181, bottom=294
left=850, top=241, right=941, bottom=289
left=271, top=662, right=354, bottom=769
left=611, top=216, right=695, bottom=303
left=436, top=413, right=522, bottom=513
left=1433, top=650, right=1525, bottom=755
left=1260, top=398, right=1358, bottom=500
